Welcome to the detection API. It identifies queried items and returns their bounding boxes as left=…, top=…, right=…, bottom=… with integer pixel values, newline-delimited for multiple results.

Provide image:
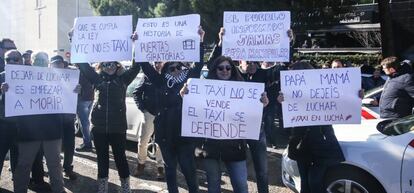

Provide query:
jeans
left=77, top=100, right=93, bottom=147
left=13, top=139, right=64, bottom=193
left=203, top=159, right=248, bottom=193
left=159, top=142, right=199, bottom=193
left=137, top=111, right=163, bottom=167
left=93, top=131, right=130, bottom=178
left=0, top=121, right=18, bottom=176
left=62, top=115, right=75, bottom=173
left=247, top=130, right=269, bottom=193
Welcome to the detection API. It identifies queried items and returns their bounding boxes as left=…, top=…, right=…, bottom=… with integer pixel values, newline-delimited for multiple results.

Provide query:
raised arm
left=206, top=27, right=224, bottom=70
left=188, top=26, right=205, bottom=78
left=77, top=63, right=103, bottom=85
left=140, top=62, right=163, bottom=86
left=121, top=60, right=141, bottom=85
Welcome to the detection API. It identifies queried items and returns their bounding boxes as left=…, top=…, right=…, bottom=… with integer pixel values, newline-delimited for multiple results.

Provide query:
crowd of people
left=1, top=22, right=413, bottom=193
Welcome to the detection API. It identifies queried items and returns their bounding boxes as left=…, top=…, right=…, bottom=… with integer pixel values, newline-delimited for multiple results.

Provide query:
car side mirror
left=376, top=119, right=395, bottom=133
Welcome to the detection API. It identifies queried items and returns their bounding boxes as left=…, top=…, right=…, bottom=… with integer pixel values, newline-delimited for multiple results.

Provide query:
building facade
left=0, top=0, right=94, bottom=59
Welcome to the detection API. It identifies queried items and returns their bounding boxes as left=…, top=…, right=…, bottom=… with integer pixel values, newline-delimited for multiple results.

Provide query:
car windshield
left=382, top=115, right=414, bottom=136
left=364, top=85, right=383, bottom=98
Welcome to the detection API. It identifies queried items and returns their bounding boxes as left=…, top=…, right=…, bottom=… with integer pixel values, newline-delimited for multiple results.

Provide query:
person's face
left=240, top=61, right=257, bottom=73
left=331, top=61, right=343, bottom=68
left=23, top=54, right=32, bottom=65
left=261, top=61, right=274, bottom=69
left=5, top=51, right=22, bottom=65
left=50, top=62, right=64, bottom=69
left=382, top=65, right=395, bottom=75
left=101, top=62, right=118, bottom=75
left=216, top=61, right=232, bottom=80
left=154, top=62, right=163, bottom=73
left=373, top=69, right=381, bottom=78
left=167, top=62, right=182, bottom=77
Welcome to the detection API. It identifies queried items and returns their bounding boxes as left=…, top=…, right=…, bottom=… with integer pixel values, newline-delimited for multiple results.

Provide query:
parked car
left=281, top=86, right=414, bottom=193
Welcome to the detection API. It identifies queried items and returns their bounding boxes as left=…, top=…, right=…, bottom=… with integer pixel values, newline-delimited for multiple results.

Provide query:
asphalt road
left=0, top=131, right=293, bottom=193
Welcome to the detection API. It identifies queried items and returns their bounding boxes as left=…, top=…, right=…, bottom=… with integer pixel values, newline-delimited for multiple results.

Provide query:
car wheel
left=324, top=166, right=385, bottom=193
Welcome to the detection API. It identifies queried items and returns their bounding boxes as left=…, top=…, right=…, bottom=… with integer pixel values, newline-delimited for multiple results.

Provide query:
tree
left=377, top=0, right=395, bottom=57
left=89, top=0, right=158, bottom=27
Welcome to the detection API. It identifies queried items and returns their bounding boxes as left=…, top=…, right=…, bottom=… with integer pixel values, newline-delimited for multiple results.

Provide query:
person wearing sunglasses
left=77, top=60, right=140, bottom=193
left=180, top=55, right=269, bottom=193
left=132, top=26, right=205, bottom=193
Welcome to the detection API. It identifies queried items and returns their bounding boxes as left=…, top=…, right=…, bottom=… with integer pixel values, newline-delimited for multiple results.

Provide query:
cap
left=50, top=55, right=64, bottom=64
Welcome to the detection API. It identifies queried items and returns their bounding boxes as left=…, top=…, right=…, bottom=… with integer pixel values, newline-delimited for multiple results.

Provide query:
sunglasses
left=168, top=65, right=182, bottom=72
left=217, top=65, right=232, bottom=71
left=102, top=62, right=117, bottom=69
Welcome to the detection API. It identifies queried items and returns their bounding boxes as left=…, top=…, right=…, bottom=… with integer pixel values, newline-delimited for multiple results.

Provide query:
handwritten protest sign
left=5, top=65, right=80, bottom=117
left=71, top=15, right=132, bottom=63
left=134, top=14, right=200, bottom=62
left=280, top=68, right=361, bottom=128
left=182, top=78, right=264, bottom=140
left=222, top=11, right=291, bottom=62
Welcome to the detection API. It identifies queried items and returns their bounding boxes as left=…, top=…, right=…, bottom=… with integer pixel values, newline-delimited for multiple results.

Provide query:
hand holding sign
left=134, top=14, right=201, bottom=62
left=280, top=68, right=362, bottom=127
left=182, top=78, right=265, bottom=140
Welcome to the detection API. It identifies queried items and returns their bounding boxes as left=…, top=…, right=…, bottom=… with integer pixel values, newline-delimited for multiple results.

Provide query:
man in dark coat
left=379, top=56, right=414, bottom=118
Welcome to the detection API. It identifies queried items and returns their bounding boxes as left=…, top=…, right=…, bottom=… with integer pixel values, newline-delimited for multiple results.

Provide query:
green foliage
left=88, top=0, right=360, bottom=43
left=293, top=53, right=382, bottom=67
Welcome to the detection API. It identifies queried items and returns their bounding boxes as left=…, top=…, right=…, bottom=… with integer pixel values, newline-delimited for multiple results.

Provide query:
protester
left=77, top=60, right=140, bottom=193
left=0, top=38, right=17, bottom=72
left=181, top=55, right=269, bottom=193
left=75, top=65, right=94, bottom=152
left=207, top=27, right=288, bottom=193
left=331, top=59, right=344, bottom=68
left=49, top=55, right=78, bottom=181
left=2, top=51, right=69, bottom=193
left=133, top=26, right=205, bottom=193
left=0, top=50, right=21, bottom=180
left=362, top=66, right=386, bottom=91
left=28, top=51, right=54, bottom=191
left=132, top=62, right=164, bottom=179
left=22, top=50, right=33, bottom=65
left=31, top=51, right=49, bottom=67
left=277, top=61, right=346, bottom=193
left=379, top=56, right=414, bottom=118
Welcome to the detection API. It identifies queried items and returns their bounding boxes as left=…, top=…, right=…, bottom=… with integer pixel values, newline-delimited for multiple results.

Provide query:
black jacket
left=288, top=125, right=344, bottom=162
left=197, top=138, right=247, bottom=161
left=379, top=73, right=414, bottom=118
left=78, top=62, right=140, bottom=133
left=16, top=114, right=63, bottom=142
left=141, top=44, right=204, bottom=146
left=132, top=76, right=161, bottom=116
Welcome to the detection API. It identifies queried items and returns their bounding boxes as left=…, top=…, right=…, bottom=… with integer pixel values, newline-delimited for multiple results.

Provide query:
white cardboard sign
left=70, top=15, right=133, bottom=63
left=281, top=68, right=362, bottom=127
left=5, top=65, right=80, bottom=117
left=222, top=11, right=291, bottom=62
left=182, top=78, right=264, bottom=140
left=134, top=14, right=200, bottom=62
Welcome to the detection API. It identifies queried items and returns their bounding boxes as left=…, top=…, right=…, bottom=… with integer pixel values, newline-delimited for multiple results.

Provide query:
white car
left=281, top=87, right=414, bottom=193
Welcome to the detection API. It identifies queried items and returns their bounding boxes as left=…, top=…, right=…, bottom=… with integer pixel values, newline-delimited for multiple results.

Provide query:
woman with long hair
left=134, top=26, right=205, bottom=193
left=181, top=55, right=269, bottom=193
left=78, top=61, right=140, bottom=193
